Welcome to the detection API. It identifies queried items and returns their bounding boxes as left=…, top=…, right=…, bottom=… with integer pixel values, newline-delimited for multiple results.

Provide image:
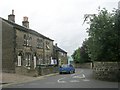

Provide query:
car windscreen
left=61, top=65, right=69, bottom=68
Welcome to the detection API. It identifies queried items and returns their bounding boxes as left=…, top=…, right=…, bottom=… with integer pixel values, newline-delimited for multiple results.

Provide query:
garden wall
left=38, top=66, right=59, bottom=76
left=93, top=62, right=120, bottom=81
left=15, top=66, right=59, bottom=77
left=74, top=63, right=93, bottom=69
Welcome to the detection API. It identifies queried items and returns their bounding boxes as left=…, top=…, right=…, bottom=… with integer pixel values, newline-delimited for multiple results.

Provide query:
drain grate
left=0, top=82, right=8, bottom=85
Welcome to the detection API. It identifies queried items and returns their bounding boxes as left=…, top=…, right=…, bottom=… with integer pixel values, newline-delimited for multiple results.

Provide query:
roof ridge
left=2, top=17, right=54, bottom=41
left=54, top=45, right=67, bottom=53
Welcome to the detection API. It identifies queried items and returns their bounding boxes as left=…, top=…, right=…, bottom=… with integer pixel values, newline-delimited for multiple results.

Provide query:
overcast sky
left=0, top=0, right=119, bottom=56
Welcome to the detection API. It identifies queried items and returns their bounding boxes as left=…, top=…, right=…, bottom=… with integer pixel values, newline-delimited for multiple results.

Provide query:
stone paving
left=0, top=72, right=58, bottom=88
left=0, top=72, right=37, bottom=87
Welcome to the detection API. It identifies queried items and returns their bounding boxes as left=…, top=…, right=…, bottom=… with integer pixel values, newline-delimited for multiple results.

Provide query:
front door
left=34, top=56, right=37, bottom=69
left=18, top=56, right=21, bottom=66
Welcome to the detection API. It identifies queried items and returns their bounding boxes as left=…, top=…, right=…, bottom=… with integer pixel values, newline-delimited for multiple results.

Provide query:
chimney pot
left=55, top=43, right=57, bottom=47
left=12, top=10, right=14, bottom=15
left=23, top=16, right=28, bottom=21
left=8, top=10, right=15, bottom=22
left=22, top=16, right=29, bottom=28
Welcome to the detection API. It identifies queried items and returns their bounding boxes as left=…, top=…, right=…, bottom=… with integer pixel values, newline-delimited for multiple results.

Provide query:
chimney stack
left=8, top=10, right=15, bottom=22
left=55, top=43, right=57, bottom=47
left=22, top=16, right=29, bottom=28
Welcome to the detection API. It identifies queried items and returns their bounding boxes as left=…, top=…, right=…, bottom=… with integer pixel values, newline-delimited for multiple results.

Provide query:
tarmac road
left=3, top=68, right=119, bottom=88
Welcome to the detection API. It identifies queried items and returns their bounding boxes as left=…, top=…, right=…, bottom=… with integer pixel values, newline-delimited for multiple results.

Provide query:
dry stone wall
left=93, top=62, right=120, bottom=81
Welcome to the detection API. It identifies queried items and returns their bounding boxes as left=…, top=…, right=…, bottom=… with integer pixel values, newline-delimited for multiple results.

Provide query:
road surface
left=3, top=69, right=119, bottom=88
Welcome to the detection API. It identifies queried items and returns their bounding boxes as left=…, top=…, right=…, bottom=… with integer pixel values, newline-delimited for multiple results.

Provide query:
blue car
left=59, top=64, right=75, bottom=74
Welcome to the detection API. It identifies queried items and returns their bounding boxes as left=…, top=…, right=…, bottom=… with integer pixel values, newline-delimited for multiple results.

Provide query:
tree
left=71, top=48, right=80, bottom=63
left=114, top=9, right=120, bottom=61
left=71, top=39, right=90, bottom=63
left=80, top=40, right=91, bottom=63
left=85, top=8, right=119, bottom=61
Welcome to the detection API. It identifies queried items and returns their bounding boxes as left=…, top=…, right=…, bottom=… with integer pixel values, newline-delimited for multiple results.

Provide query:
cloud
left=0, top=0, right=119, bottom=56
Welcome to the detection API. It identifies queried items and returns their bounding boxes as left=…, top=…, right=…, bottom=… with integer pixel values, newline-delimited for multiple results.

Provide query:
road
left=3, top=69, right=119, bottom=88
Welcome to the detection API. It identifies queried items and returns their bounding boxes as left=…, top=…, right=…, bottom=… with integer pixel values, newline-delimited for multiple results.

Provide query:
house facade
left=1, top=10, right=54, bottom=76
left=53, top=44, right=68, bottom=66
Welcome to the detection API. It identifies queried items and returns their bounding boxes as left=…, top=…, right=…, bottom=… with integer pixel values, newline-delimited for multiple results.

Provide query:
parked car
left=59, top=64, right=75, bottom=74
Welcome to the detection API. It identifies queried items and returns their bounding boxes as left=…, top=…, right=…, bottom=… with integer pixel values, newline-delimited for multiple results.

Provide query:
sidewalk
left=0, top=72, right=58, bottom=88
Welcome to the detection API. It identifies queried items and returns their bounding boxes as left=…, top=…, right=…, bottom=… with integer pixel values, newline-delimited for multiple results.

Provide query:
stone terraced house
left=0, top=10, right=67, bottom=76
left=53, top=43, right=68, bottom=66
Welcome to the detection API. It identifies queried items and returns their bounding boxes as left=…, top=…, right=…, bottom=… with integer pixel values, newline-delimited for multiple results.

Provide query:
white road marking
left=83, top=79, right=90, bottom=81
left=72, top=74, right=85, bottom=79
left=57, top=71, right=87, bottom=84
left=58, top=81, right=66, bottom=83
left=71, top=74, right=76, bottom=76
left=82, top=74, right=85, bottom=78
left=74, top=69, right=84, bottom=74
left=80, top=69, right=84, bottom=73
left=57, top=77, right=66, bottom=83
left=69, top=80, right=80, bottom=83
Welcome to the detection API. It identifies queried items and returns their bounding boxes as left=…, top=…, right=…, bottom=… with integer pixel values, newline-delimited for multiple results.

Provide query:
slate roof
left=1, top=17, right=54, bottom=41
left=53, top=45, right=67, bottom=54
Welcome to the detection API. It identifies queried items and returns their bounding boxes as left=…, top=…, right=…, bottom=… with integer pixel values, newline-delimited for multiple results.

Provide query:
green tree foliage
left=114, top=10, right=120, bottom=61
left=71, top=39, right=90, bottom=63
left=80, top=40, right=91, bottom=63
left=71, top=48, right=80, bottom=63
left=86, top=8, right=119, bottom=61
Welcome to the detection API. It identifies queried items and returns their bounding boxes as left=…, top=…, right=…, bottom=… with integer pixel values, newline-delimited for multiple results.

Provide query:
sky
left=0, top=0, right=119, bottom=56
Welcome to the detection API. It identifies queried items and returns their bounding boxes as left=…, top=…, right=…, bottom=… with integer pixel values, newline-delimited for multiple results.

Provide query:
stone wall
left=74, top=63, right=93, bottom=69
left=15, top=66, right=39, bottom=77
left=0, top=18, right=2, bottom=73
left=38, top=66, right=58, bottom=76
left=2, top=20, right=15, bottom=73
left=15, top=66, right=58, bottom=77
left=93, top=62, right=120, bottom=82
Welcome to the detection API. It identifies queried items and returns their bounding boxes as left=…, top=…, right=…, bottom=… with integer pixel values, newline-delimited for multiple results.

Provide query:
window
left=46, top=41, right=50, bottom=50
left=50, top=57, right=57, bottom=65
left=37, top=38, right=43, bottom=48
left=25, top=53, right=31, bottom=67
left=61, top=52, right=64, bottom=56
left=28, top=35, right=32, bottom=46
left=33, top=56, right=37, bottom=69
left=63, top=53, right=66, bottom=57
left=18, top=56, right=21, bottom=66
left=23, top=34, right=32, bottom=47
left=17, top=52, right=22, bottom=66
left=46, top=55, right=51, bottom=65
left=46, top=45, right=50, bottom=50
left=38, top=55, right=43, bottom=65
left=24, top=34, right=27, bottom=45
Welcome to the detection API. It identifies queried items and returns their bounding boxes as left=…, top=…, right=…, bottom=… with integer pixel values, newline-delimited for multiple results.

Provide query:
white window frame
left=18, top=56, right=21, bottom=66
left=28, top=54, right=31, bottom=66
left=34, top=56, right=37, bottom=69
left=25, top=58, right=28, bottom=66
left=25, top=54, right=31, bottom=67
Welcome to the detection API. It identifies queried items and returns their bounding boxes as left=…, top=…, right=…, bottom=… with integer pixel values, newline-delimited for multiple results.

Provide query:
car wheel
left=69, top=71, right=73, bottom=74
left=59, top=72, right=62, bottom=74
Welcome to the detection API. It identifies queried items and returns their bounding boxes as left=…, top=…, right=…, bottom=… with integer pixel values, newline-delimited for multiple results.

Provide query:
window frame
left=37, top=38, right=43, bottom=49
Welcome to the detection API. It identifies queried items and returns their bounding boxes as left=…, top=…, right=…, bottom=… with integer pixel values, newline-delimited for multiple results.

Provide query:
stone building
left=53, top=43, right=68, bottom=66
left=118, top=1, right=120, bottom=10
left=1, top=10, right=54, bottom=76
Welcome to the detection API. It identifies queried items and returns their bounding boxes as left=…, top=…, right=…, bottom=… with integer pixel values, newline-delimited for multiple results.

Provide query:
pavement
left=0, top=72, right=58, bottom=88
